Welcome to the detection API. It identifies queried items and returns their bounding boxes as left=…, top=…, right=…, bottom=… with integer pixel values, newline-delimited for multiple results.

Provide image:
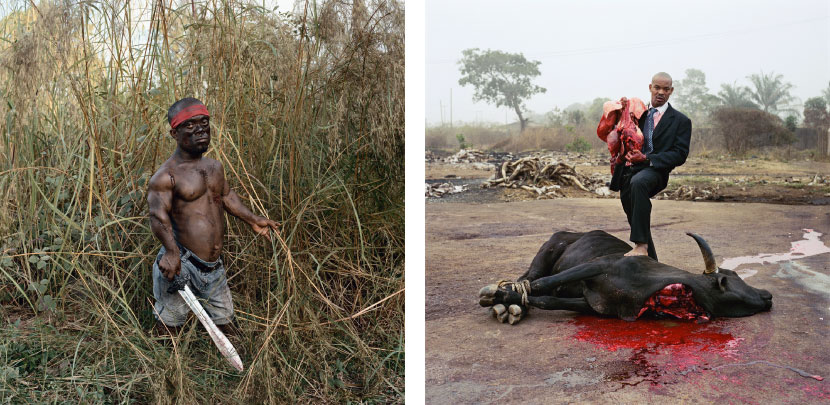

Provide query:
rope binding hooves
left=497, top=279, right=531, bottom=306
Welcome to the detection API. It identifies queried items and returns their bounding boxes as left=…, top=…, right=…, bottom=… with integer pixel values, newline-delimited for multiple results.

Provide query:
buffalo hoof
left=491, top=304, right=507, bottom=322
left=479, top=296, right=495, bottom=307
left=507, top=304, right=524, bottom=325
left=479, top=284, right=498, bottom=298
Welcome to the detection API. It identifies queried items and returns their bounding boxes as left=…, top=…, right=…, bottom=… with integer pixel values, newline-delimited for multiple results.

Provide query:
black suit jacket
left=609, top=102, right=692, bottom=192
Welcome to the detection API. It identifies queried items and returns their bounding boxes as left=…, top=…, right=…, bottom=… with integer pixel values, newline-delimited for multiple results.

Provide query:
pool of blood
left=570, top=315, right=743, bottom=385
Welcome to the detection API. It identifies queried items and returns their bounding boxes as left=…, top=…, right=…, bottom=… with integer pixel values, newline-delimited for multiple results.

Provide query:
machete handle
left=167, top=271, right=191, bottom=294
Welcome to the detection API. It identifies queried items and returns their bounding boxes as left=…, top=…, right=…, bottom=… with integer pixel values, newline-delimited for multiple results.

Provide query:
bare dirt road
left=425, top=198, right=830, bottom=404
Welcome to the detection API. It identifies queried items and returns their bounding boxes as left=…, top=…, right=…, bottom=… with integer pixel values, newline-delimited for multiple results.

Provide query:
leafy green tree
left=712, top=108, right=795, bottom=153
left=784, top=115, right=798, bottom=132
left=565, top=109, right=585, bottom=127
left=746, top=71, right=796, bottom=116
left=458, top=48, right=546, bottom=132
left=803, top=96, right=829, bottom=133
left=673, top=68, right=718, bottom=124
left=716, top=82, right=758, bottom=109
left=585, top=97, right=611, bottom=122
left=545, top=107, right=564, bottom=127
left=456, top=133, right=470, bottom=150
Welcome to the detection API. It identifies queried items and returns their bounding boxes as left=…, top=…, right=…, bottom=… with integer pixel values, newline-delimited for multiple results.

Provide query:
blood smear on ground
left=570, top=316, right=743, bottom=374
left=571, top=316, right=737, bottom=353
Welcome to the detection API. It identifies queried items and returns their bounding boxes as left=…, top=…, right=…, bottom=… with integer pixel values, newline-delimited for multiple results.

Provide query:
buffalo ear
left=716, top=274, right=727, bottom=292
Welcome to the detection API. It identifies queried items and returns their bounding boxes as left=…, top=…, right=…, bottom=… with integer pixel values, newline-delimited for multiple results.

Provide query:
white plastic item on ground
left=178, top=285, right=244, bottom=372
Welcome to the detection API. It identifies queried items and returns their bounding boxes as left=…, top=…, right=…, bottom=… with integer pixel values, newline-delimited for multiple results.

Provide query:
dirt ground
left=425, top=155, right=830, bottom=404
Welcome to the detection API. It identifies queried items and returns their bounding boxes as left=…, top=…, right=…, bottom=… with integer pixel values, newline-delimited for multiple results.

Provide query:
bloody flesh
left=638, top=283, right=710, bottom=323
left=596, top=97, right=647, bottom=174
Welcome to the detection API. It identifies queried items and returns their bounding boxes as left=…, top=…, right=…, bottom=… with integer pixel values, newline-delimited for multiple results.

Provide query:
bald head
left=649, top=72, right=674, bottom=108
left=652, top=72, right=672, bottom=86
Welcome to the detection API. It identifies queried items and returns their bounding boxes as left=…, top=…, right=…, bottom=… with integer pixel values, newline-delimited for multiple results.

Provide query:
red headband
left=170, top=104, right=210, bottom=129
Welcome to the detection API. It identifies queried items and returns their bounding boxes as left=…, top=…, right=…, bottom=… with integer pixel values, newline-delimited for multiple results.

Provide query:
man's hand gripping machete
left=168, top=273, right=244, bottom=372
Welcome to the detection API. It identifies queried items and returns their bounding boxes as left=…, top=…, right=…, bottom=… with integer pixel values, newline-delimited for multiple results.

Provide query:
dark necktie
left=643, top=108, right=657, bottom=154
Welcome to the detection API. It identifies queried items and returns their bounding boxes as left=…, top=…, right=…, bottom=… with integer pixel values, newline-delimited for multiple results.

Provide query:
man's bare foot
left=624, top=243, right=649, bottom=256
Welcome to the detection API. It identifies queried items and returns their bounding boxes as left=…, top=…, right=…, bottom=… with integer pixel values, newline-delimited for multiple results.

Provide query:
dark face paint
left=173, top=114, right=211, bottom=155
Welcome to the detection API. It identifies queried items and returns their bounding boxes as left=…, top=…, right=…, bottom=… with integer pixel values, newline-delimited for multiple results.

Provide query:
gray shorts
left=152, top=245, right=234, bottom=327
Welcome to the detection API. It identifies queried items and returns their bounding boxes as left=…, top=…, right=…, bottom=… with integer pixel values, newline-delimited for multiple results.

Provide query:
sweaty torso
left=158, top=157, right=226, bottom=261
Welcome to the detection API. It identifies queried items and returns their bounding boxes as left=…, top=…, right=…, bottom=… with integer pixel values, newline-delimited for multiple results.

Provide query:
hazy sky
left=426, top=0, right=830, bottom=125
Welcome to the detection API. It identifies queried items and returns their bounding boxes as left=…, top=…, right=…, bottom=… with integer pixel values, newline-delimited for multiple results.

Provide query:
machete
left=168, top=272, right=244, bottom=372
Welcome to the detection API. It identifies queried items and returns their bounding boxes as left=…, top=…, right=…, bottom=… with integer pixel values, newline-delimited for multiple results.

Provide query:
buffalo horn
left=686, top=232, right=718, bottom=274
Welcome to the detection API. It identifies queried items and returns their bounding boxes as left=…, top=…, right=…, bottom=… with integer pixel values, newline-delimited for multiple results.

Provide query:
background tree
left=458, top=48, right=546, bottom=132
left=585, top=97, right=611, bottom=122
left=716, top=82, right=759, bottom=109
left=565, top=109, right=585, bottom=127
left=823, top=81, right=830, bottom=108
left=803, top=96, right=829, bottom=134
left=747, top=71, right=796, bottom=117
left=545, top=107, right=564, bottom=127
left=784, top=115, right=798, bottom=133
left=712, top=108, right=795, bottom=153
left=672, top=68, right=718, bottom=124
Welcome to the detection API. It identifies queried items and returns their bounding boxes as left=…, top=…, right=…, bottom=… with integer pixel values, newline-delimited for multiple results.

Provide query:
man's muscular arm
left=147, top=171, right=181, bottom=280
left=220, top=165, right=280, bottom=239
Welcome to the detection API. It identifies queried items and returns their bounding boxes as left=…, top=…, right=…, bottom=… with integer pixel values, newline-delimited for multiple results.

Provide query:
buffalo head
left=687, top=232, right=773, bottom=317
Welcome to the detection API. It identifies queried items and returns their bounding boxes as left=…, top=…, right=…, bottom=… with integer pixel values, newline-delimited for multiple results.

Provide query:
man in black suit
left=608, top=72, right=692, bottom=260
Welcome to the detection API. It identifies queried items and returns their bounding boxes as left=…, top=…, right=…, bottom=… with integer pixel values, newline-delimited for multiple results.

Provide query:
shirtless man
left=147, top=97, right=279, bottom=334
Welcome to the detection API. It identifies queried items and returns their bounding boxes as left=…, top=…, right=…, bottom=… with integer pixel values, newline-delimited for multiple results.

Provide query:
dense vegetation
left=0, top=0, right=404, bottom=403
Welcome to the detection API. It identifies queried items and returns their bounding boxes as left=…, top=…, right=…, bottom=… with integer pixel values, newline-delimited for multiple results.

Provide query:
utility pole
left=450, top=88, right=453, bottom=129
left=439, top=100, right=444, bottom=127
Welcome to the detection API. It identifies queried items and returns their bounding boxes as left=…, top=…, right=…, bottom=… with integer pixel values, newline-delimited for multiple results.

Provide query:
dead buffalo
left=478, top=230, right=772, bottom=325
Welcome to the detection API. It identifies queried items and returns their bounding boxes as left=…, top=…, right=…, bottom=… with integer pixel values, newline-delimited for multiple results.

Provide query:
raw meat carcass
left=596, top=97, right=647, bottom=174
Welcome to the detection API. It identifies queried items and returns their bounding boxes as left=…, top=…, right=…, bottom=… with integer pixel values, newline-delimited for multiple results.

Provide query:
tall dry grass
left=0, top=0, right=403, bottom=402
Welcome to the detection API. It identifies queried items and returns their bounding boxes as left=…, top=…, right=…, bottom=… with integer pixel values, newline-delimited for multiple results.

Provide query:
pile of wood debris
left=657, top=185, right=721, bottom=201
left=482, top=156, right=609, bottom=198
left=445, top=149, right=489, bottom=164
left=802, top=174, right=828, bottom=185
left=425, top=182, right=467, bottom=198
left=425, top=150, right=439, bottom=163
